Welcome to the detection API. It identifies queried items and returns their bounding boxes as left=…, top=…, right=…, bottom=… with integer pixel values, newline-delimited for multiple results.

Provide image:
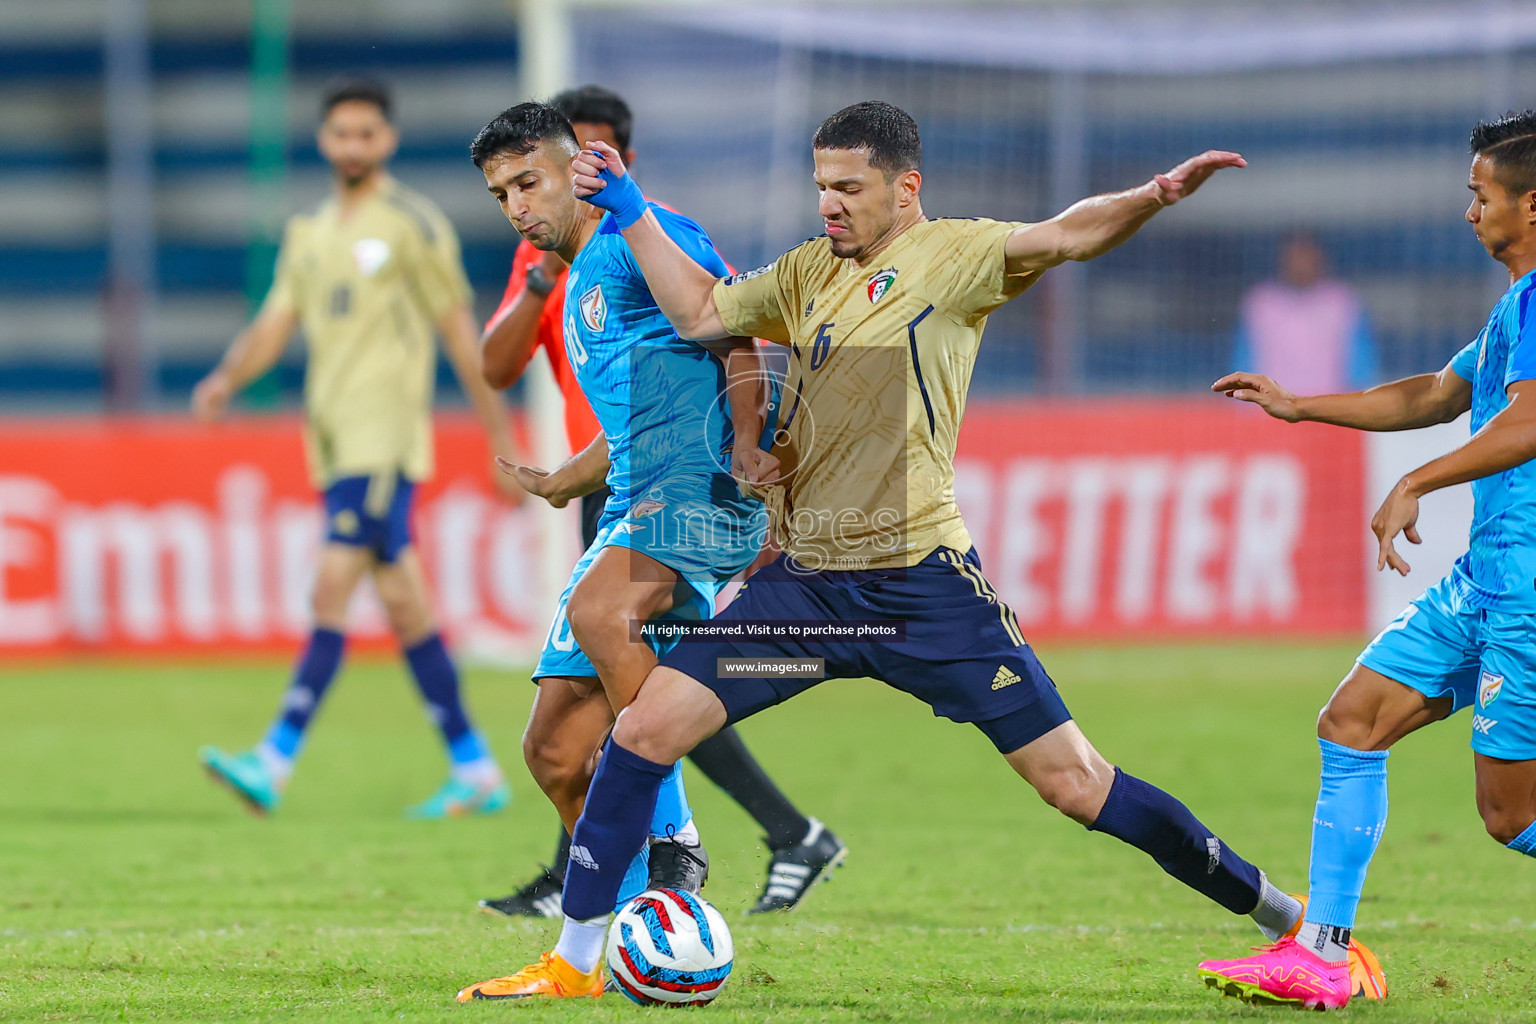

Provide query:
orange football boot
left=455, top=952, right=603, bottom=1002
left=1279, top=894, right=1387, bottom=999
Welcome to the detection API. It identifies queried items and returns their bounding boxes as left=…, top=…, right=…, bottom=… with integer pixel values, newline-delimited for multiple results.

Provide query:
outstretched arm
left=191, top=303, right=298, bottom=420
left=570, top=142, right=728, bottom=341
left=1004, top=150, right=1246, bottom=275
left=1212, top=365, right=1471, bottom=431
left=499, top=432, right=609, bottom=508
left=1371, top=379, right=1536, bottom=575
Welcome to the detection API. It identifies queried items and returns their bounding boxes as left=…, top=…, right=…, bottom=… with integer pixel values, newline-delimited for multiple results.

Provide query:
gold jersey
left=263, top=177, right=471, bottom=487
left=714, top=217, right=1036, bottom=570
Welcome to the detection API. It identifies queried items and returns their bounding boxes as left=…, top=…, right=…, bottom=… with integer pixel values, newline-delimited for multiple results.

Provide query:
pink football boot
left=1197, top=936, right=1351, bottom=1010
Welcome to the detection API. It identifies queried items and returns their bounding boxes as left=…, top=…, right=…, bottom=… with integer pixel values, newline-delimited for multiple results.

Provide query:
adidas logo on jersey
left=990, top=666, right=1021, bottom=690
left=569, top=844, right=600, bottom=871
left=1206, top=837, right=1222, bottom=874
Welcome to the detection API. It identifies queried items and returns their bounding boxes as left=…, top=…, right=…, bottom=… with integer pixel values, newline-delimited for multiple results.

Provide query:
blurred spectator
left=1233, top=234, right=1378, bottom=393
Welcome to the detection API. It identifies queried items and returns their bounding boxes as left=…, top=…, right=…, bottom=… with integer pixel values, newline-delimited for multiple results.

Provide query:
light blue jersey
left=563, top=206, right=765, bottom=532
left=535, top=205, right=768, bottom=683
left=1447, top=266, right=1536, bottom=613
left=1357, top=268, right=1536, bottom=760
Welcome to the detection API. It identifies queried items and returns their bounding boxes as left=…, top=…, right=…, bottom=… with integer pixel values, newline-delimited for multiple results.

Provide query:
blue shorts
left=659, top=547, right=1073, bottom=754
left=1358, top=572, right=1536, bottom=760
left=323, top=473, right=415, bottom=564
left=533, top=498, right=760, bottom=682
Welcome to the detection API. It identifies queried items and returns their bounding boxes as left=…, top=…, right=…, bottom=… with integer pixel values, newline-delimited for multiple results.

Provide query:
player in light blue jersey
left=465, top=102, right=775, bottom=930
left=1198, top=111, right=1536, bottom=1009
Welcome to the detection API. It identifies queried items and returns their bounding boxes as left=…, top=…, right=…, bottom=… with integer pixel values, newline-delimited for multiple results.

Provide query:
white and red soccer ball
left=606, top=888, right=734, bottom=1006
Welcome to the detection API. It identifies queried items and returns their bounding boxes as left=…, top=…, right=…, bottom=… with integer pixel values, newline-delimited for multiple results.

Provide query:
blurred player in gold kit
left=193, top=78, right=521, bottom=818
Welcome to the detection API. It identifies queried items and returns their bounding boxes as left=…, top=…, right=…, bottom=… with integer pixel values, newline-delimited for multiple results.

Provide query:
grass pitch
left=3, top=643, right=1534, bottom=1023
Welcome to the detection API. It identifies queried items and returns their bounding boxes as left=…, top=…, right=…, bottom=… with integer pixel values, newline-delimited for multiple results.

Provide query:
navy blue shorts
left=659, top=547, right=1072, bottom=753
left=323, top=472, right=415, bottom=564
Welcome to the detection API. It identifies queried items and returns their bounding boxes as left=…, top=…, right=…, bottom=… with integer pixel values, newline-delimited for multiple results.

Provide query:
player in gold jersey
left=455, top=101, right=1318, bottom=1001
left=192, top=79, right=520, bottom=820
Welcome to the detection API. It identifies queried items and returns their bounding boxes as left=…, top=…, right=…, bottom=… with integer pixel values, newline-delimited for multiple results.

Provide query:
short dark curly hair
left=812, top=100, right=921, bottom=178
left=470, top=101, right=579, bottom=168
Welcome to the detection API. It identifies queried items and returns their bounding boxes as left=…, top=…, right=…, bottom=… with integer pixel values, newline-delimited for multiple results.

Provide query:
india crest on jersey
left=867, top=268, right=897, bottom=303
left=1479, top=671, right=1504, bottom=708
left=579, top=284, right=607, bottom=332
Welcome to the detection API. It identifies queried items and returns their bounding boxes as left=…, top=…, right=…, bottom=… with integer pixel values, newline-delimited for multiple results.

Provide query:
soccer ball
left=606, top=888, right=734, bottom=1006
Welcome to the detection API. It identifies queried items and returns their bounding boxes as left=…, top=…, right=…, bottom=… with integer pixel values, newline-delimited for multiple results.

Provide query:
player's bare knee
left=1035, top=763, right=1110, bottom=824
left=1480, top=806, right=1534, bottom=846
left=611, top=700, right=686, bottom=765
left=521, top=728, right=585, bottom=797
left=566, top=592, right=628, bottom=655
left=309, top=568, right=353, bottom=623
left=1316, top=696, right=1377, bottom=748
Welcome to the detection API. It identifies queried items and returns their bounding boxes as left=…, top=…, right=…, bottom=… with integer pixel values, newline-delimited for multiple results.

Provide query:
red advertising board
left=0, top=414, right=555, bottom=655
left=954, top=399, right=1366, bottom=639
left=0, top=402, right=1366, bottom=656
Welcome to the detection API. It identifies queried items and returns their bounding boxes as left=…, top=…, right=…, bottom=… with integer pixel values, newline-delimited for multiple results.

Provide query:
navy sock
left=261, top=627, right=346, bottom=759
left=1088, top=767, right=1263, bottom=915
left=563, top=738, right=671, bottom=921
left=403, top=633, right=475, bottom=753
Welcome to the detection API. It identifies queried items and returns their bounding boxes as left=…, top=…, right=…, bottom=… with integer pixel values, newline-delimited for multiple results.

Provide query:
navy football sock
left=562, top=738, right=671, bottom=921
left=260, top=627, right=346, bottom=762
left=403, top=633, right=489, bottom=770
left=1088, top=767, right=1263, bottom=915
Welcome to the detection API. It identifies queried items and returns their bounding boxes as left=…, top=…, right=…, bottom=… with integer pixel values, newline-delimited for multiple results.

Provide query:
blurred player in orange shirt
left=475, top=86, right=844, bottom=920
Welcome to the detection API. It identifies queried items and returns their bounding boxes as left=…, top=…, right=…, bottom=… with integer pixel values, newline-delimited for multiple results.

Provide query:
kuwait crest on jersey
left=867, top=267, right=897, bottom=303
left=579, top=284, right=607, bottom=333
left=1479, top=671, right=1504, bottom=708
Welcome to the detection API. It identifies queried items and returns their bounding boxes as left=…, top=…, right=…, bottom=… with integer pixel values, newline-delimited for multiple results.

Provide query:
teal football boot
left=405, top=777, right=511, bottom=819
left=199, top=746, right=283, bottom=815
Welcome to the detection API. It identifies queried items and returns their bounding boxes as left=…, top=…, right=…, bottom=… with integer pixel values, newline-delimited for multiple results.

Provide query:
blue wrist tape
left=590, top=158, right=647, bottom=229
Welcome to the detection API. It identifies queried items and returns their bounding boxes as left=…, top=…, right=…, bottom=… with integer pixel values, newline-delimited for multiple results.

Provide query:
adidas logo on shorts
left=991, top=666, right=1022, bottom=690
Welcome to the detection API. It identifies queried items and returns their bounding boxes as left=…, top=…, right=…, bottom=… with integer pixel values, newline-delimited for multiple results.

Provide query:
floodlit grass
left=3, top=643, right=1533, bottom=1022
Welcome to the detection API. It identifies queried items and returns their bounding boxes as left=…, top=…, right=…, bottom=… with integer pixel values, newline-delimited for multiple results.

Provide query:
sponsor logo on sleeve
left=725, top=263, right=776, bottom=286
